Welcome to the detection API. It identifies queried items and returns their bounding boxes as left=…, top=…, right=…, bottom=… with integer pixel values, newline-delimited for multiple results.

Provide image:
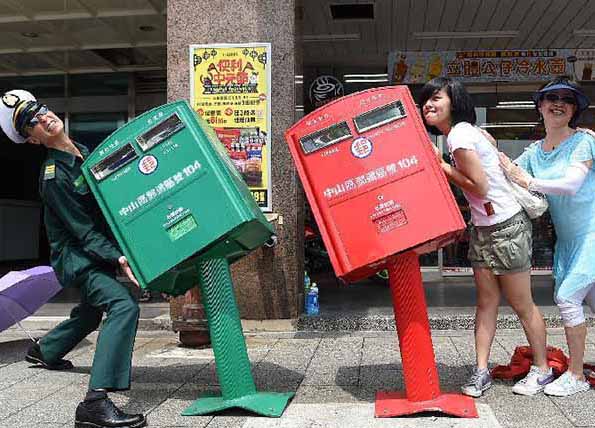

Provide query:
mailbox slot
left=90, top=143, right=138, bottom=181
left=299, top=121, right=352, bottom=154
left=353, top=100, right=407, bottom=133
left=136, top=113, right=185, bottom=152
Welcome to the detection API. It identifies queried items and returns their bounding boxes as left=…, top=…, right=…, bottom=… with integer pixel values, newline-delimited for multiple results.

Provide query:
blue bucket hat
left=533, top=81, right=590, bottom=113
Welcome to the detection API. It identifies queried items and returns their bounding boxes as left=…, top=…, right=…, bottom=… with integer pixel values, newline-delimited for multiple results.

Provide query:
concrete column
left=168, top=0, right=304, bottom=319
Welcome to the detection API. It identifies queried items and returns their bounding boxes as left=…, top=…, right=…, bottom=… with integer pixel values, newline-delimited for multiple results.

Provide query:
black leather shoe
left=75, top=397, right=147, bottom=428
left=25, top=342, right=74, bottom=370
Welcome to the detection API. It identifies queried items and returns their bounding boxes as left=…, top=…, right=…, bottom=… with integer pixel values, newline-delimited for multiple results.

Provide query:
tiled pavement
left=1, top=328, right=595, bottom=428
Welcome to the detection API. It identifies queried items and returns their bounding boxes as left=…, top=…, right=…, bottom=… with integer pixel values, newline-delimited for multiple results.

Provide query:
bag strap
left=475, top=126, right=498, bottom=148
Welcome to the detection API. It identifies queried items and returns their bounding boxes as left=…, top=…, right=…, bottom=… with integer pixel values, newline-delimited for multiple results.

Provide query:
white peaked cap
left=0, top=89, right=37, bottom=144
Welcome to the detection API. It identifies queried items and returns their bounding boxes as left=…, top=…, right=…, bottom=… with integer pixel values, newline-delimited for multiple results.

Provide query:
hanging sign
left=388, top=49, right=573, bottom=84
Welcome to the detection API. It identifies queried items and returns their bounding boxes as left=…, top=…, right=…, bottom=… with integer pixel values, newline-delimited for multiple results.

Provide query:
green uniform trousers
left=39, top=268, right=139, bottom=391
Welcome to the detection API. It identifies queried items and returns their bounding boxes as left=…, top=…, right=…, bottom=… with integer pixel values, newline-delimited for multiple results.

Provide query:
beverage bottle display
left=247, top=144, right=261, bottom=160
left=243, top=140, right=262, bottom=186
left=230, top=142, right=246, bottom=172
left=303, top=271, right=311, bottom=312
left=305, top=282, right=319, bottom=316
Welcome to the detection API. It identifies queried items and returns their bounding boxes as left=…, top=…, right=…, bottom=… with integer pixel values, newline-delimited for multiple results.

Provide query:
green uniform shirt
left=39, top=142, right=122, bottom=287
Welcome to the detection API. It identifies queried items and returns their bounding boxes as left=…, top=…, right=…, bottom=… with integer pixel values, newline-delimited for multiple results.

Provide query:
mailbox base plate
left=375, top=391, right=478, bottom=418
left=182, top=391, right=295, bottom=417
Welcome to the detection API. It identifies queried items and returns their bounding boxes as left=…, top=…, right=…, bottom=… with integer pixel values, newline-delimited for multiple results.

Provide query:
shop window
left=69, top=73, right=129, bottom=97
left=330, top=3, right=374, bottom=20
left=0, top=75, right=65, bottom=98
left=70, top=112, right=126, bottom=152
left=0, top=112, right=65, bottom=201
left=442, top=182, right=471, bottom=270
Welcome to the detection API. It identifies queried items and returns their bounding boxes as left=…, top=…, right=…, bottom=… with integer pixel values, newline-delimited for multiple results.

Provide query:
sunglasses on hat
left=24, top=105, right=49, bottom=128
left=15, top=102, right=50, bottom=137
left=542, top=93, right=576, bottom=105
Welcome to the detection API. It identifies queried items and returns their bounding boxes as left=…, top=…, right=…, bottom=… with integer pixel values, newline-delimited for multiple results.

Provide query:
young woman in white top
left=419, top=77, right=553, bottom=397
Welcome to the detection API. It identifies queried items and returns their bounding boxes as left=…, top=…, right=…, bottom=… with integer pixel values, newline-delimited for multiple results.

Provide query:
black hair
left=535, top=76, right=585, bottom=128
left=418, top=77, right=477, bottom=135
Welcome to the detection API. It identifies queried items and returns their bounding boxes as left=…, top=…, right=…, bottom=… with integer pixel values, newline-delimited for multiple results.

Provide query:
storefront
left=0, top=72, right=166, bottom=269
left=302, top=48, right=595, bottom=277
left=2, top=0, right=595, bottom=319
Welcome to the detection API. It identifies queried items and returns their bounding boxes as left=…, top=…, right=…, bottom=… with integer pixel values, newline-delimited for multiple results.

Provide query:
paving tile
left=1, top=329, right=586, bottom=428
left=483, top=383, right=573, bottom=428
left=302, top=365, right=359, bottom=386
left=240, top=402, right=501, bottom=428
left=550, top=389, right=595, bottom=426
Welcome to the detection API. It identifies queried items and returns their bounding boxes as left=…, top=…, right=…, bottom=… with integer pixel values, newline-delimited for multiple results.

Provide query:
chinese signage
left=322, top=154, right=421, bottom=201
left=190, top=43, right=272, bottom=211
left=119, top=160, right=202, bottom=218
left=388, top=49, right=576, bottom=84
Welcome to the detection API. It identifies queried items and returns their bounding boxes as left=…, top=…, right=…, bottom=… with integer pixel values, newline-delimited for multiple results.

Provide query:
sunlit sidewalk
left=1, top=328, right=593, bottom=427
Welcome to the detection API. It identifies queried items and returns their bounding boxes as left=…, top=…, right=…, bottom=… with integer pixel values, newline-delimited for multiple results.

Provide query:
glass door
left=69, top=113, right=127, bottom=152
left=420, top=132, right=439, bottom=270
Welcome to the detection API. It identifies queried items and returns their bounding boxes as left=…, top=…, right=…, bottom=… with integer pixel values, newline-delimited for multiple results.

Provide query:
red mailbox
left=285, top=86, right=464, bottom=282
left=285, top=86, right=477, bottom=419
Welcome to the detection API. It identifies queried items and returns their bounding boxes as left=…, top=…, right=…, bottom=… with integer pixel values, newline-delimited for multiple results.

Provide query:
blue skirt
left=553, top=231, right=595, bottom=303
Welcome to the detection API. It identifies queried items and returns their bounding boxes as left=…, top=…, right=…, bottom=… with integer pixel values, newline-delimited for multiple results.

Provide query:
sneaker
left=512, top=365, right=555, bottom=396
left=544, top=371, right=591, bottom=397
left=461, top=367, right=492, bottom=398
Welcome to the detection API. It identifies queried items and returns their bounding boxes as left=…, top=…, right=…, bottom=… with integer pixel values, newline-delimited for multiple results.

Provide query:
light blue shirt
left=515, top=132, right=595, bottom=242
left=515, top=131, right=595, bottom=301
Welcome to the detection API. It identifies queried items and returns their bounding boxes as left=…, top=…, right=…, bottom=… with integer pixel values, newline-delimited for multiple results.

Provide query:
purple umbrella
left=0, top=266, right=62, bottom=336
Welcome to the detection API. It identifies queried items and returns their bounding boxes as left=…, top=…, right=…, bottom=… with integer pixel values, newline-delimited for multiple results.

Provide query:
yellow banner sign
left=190, top=43, right=271, bottom=211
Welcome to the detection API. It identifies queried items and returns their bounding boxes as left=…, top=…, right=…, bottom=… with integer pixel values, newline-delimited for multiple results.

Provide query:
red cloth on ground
left=490, top=345, right=595, bottom=386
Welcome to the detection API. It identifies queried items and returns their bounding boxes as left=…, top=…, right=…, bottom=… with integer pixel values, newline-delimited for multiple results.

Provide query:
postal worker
left=0, top=89, right=147, bottom=428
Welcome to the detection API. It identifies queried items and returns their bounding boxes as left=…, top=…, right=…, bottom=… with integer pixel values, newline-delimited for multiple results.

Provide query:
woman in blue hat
left=501, top=76, right=595, bottom=397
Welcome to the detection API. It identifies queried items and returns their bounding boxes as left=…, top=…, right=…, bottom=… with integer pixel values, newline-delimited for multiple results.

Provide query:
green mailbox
left=81, top=100, right=274, bottom=296
left=81, top=101, right=293, bottom=417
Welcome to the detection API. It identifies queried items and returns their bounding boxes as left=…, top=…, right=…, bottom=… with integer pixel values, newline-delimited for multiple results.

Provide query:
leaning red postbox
left=285, top=86, right=463, bottom=282
left=285, top=86, right=477, bottom=419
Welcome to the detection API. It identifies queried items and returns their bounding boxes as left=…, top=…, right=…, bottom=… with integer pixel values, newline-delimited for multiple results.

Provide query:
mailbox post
left=81, top=101, right=293, bottom=417
left=285, top=86, right=477, bottom=418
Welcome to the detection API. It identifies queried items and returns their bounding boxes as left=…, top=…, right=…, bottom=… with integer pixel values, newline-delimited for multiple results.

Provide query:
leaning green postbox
left=81, top=101, right=294, bottom=417
left=81, top=100, right=273, bottom=296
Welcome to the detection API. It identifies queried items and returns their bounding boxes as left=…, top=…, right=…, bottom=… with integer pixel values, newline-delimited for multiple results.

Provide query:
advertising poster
left=573, top=49, right=595, bottom=82
left=190, top=43, right=272, bottom=211
left=388, top=49, right=573, bottom=84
